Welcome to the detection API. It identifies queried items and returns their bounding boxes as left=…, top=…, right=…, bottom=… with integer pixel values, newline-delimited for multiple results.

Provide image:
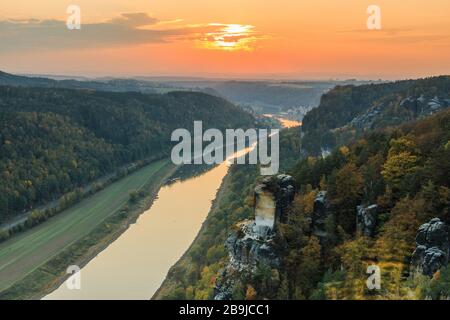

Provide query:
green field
left=0, top=159, right=171, bottom=293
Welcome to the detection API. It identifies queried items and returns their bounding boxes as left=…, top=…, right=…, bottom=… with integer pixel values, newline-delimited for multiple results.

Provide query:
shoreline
left=0, top=161, right=177, bottom=300
left=152, top=165, right=233, bottom=299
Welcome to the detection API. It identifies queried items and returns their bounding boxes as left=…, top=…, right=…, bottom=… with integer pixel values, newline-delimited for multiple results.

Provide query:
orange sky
left=1, top=0, right=450, bottom=79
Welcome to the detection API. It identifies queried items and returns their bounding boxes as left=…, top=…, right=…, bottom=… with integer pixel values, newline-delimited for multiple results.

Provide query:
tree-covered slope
left=301, top=76, right=450, bottom=155
left=0, top=86, right=254, bottom=221
left=154, top=76, right=450, bottom=301
left=211, top=81, right=334, bottom=113
left=0, top=71, right=163, bottom=94
left=230, top=109, right=450, bottom=300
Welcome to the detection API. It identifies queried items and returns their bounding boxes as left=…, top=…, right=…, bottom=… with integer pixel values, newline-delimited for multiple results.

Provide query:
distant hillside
left=0, top=71, right=176, bottom=93
left=0, top=71, right=377, bottom=118
left=0, top=85, right=254, bottom=220
left=301, top=76, right=450, bottom=155
left=210, top=81, right=332, bottom=112
left=100, top=76, right=374, bottom=115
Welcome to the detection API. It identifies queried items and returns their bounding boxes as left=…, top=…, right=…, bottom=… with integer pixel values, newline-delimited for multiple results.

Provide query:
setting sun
left=199, top=23, right=259, bottom=51
left=1, top=0, right=449, bottom=78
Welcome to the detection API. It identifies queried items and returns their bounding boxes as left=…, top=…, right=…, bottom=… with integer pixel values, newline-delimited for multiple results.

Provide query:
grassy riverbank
left=0, top=159, right=177, bottom=300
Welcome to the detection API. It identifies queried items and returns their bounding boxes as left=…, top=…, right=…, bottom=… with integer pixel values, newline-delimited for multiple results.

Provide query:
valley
left=1, top=0, right=450, bottom=307
left=0, top=159, right=175, bottom=298
left=0, top=72, right=448, bottom=301
left=154, top=77, right=450, bottom=300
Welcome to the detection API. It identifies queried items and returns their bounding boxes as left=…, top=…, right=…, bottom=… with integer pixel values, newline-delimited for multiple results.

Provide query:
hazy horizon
left=8, top=70, right=449, bottom=83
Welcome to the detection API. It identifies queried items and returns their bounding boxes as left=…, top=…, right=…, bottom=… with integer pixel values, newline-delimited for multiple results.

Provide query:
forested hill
left=169, top=109, right=449, bottom=301
left=274, top=109, right=450, bottom=299
left=0, top=86, right=254, bottom=220
left=0, top=71, right=164, bottom=94
left=301, top=76, right=450, bottom=155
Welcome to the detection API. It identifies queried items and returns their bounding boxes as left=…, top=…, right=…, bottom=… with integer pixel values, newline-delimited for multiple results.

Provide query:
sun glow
left=200, top=23, right=258, bottom=51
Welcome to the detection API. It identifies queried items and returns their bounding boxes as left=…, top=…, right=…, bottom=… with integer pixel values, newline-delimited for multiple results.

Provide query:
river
left=44, top=119, right=291, bottom=300
left=44, top=139, right=260, bottom=300
left=262, top=114, right=302, bottom=128
left=44, top=161, right=229, bottom=300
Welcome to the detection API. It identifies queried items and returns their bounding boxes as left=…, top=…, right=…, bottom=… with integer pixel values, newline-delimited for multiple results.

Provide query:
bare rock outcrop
left=214, top=174, right=295, bottom=300
left=312, top=191, right=332, bottom=238
left=350, top=95, right=450, bottom=130
left=254, top=174, right=295, bottom=234
left=356, top=204, right=379, bottom=237
left=411, top=218, right=449, bottom=277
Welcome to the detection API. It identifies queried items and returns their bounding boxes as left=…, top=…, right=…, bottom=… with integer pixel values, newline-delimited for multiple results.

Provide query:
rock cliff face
left=311, top=191, right=332, bottom=238
left=350, top=95, right=450, bottom=130
left=356, top=204, right=379, bottom=237
left=214, top=174, right=295, bottom=300
left=254, top=185, right=276, bottom=232
left=312, top=192, right=380, bottom=239
left=412, top=218, right=449, bottom=277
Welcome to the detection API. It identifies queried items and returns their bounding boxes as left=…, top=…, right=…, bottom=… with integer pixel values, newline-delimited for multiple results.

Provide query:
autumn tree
left=246, top=285, right=257, bottom=300
left=381, top=137, right=421, bottom=195
left=328, top=162, right=364, bottom=233
left=295, top=236, right=322, bottom=296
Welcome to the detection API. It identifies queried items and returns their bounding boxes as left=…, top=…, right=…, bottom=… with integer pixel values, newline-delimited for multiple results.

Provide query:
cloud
left=193, top=23, right=267, bottom=51
left=0, top=13, right=267, bottom=53
left=109, top=13, right=159, bottom=27
left=0, top=13, right=247, bottom=52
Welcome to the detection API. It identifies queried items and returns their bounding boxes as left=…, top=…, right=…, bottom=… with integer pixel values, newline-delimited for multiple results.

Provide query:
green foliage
left=301, top=76, right=450, bottom=155
left=159, top=109, right=450, bottom=301
left=328, top=163, right=364, bottom=233
left=426, top=267, right=450, bottom=300
left=296, top=236, right=322, bottom=295
left=27, top=210, right=48, bottom=227
left=310, top=269, right=345, bottom=300
left=285, top=109, right=450, bottom=300
left=128, top=190, right=139, bottom=204
left=381, top=138, right=421, bottom=194
left=0, top=229, right=10, bottom=242
left=0, top=86, right=254, bottom=221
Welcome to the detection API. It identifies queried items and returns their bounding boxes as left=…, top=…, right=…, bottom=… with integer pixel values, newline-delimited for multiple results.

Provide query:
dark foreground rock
left=356, top=204, right=379, bottom=237
left=411, top=218, right=449, bottom=277
left=311, top=191, right=332, bottom=238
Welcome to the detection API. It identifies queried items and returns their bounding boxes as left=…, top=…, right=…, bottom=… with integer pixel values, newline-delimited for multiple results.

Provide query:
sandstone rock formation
left=254, top=174, right=295, bottom=234
left=214, top=174, right=295, bottom=300
left=350, top=95, right=450, bottom=130
left=356, top=204, right=379, bottom=237
left=312, top=191, right=331, bottom=238
left=412, top=218, right=449, bottom=277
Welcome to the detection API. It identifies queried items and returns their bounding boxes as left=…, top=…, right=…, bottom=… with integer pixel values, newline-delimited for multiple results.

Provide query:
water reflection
left=44, top=139, right=260, bottom=299
left=166, top=163, right=218, bottom=185
left=44, top=161, right=229, bottom=300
